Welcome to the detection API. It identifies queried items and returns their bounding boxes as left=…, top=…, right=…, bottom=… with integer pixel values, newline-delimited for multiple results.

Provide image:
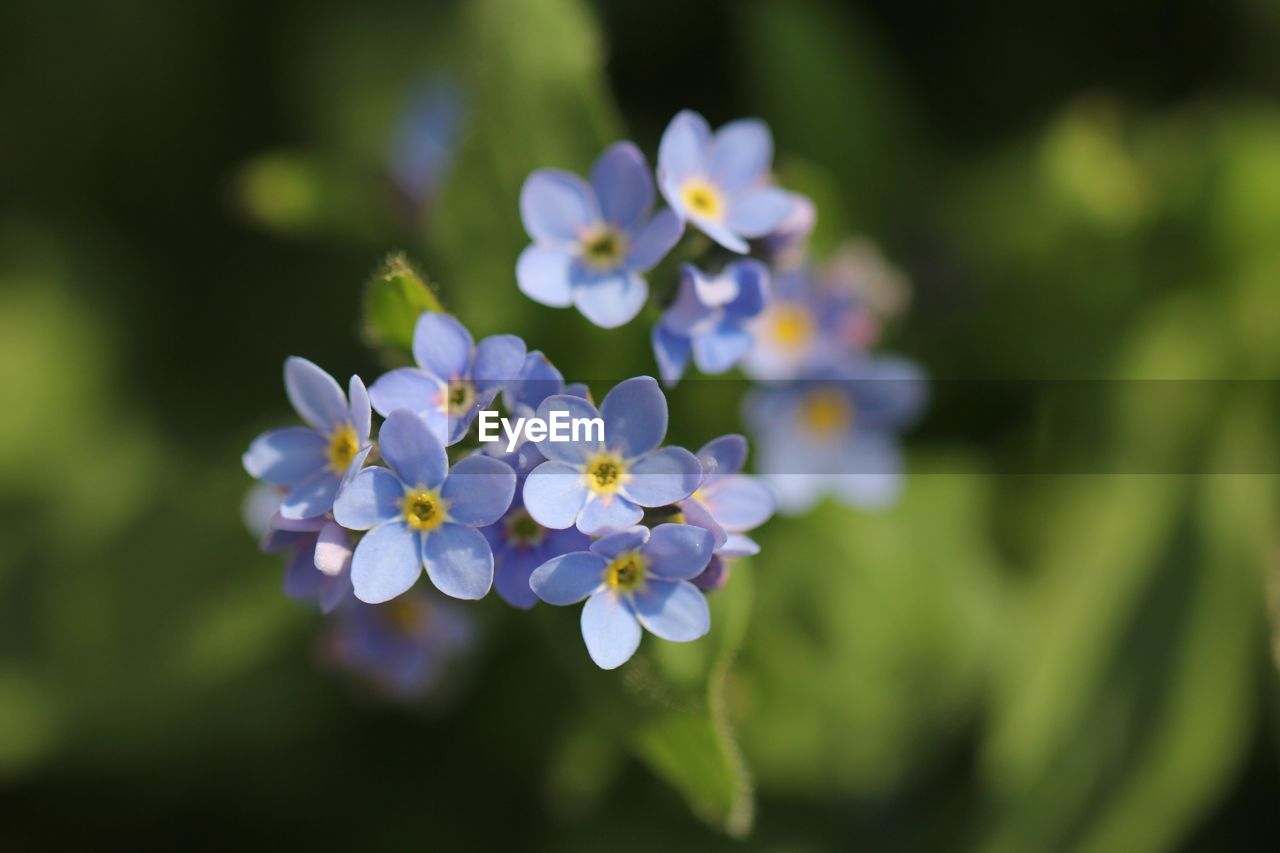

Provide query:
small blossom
left=368, top=313, right=526, bottom=446
left=530, top=524, right=714, bottom=669
left=522, top=377, right=702, bottom=536
left=760, top=191, right=817, bottom=268
left=334, top=410, right=516, bottom=603
left=518, top=142, right=683, bottom=328
left=242, top=357, right=373, bottom=519
left=263, top=513, right=354, bottom=613
left=678, top=434, right=775, bottom=556
left=657, top=110, right=793, bottom=254
left=652, top=260, right=770, bottom=386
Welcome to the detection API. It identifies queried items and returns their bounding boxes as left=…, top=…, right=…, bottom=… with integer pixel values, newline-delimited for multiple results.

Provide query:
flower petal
left=642, top=523, right=713, bottom=580
left=626, top=208, right=683, bottom=272
left=280, top=471, right=341, bottom=519
left=243, top=427, right=327, bottom=487
left=689, top=215, right=750, bottom=254
left=657, top=110, right=711, bottom=190
left=367, top=368, right=439, bottom=420
left=506, top=350, right=566, bottom=414
left=333, top=466, right=404, bottom=530
left=581, top=590, right=642, bottom=669
left=520, top=169, right=598, bottom=246
left=348, top=375, right=372, bottom=445
left=472, top=334, right=527, bottom=395
left=709, top=118, right=773, bottom=192
left=517, top=245, right=575, bottom=308
left=697, top=434, right=748, bottom=477
left=691, top=555, right=730, bottom=591
left=493, top=547, right=541, bottom=609
left=725, top=186, right=793, bottom=238
left=675, top=496, right=728, bottom=550
left=530, top=550, right=606, bottom=605
left=702, top=475, right=775, bottom=532
left=651, top=325, right=691, bottom=388
left=351, top=521, right=422, bottom=603
left=378, top=410, right=448, bottom=489
left=571, top=271, right=648, bottom=329
left=533, top=394, right=604, bottom=464
left=691, top=325, right=753, bottom=374
left=412, top=313, right=474, bottom=380
left=622, top=446, right=701, bottom=507
left=423, top=523, right=493, bottom=600
left=577, top=494, right=643, bottom=535
left=631, top=579, right=710, bottom=642
left=284, top=357, right=349, bottom=433
left=523, top=461, right=589, bottom=529
left=442, top=454, right=516, bottom=526
left=589, top=526, right=650, bottom=559
left=600, top=376, right=667, bottom=460
left=718, top=533, right=760, bottom=558
left=724, top=258, right=770, bottom=317
left=314, top=520, right=353, bottom=577
left=283, top=543, right=324, bottom=601
left=591, top=141, right=653, bottom=230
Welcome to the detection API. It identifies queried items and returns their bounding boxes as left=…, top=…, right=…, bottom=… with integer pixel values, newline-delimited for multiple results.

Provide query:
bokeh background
left=2, top=0, right=1279, bottom=848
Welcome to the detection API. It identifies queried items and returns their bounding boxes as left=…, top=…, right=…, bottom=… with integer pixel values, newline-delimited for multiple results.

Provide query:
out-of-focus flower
left=821, top=239, right=912, bottom=336
left=760, top=191, right=817, bottom=269
left=657, top=110, right=793, bottom=254
left=517, top=142, right=683, bottom=328
left=263, top=513, right=354, bottom=613
left=652, top=260, right=770, bottom=386
left=368, top=313, right=526, bottom=446
left=522, top=377, right=702, bottom=535
left=243, top=357, right=373, bottom=519
left=744, top=358, right=927, bottom=513
left=325, top=590, right=474, bottom=701
left=530, top=524, right=714, bottom=669
left=387, top=78, right=464, bottom=213
left=334, top=410, right=516, bottom=603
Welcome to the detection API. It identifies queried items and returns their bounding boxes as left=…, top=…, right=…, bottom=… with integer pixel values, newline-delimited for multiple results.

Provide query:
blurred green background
left=2, top=0, right=1279, bottom=848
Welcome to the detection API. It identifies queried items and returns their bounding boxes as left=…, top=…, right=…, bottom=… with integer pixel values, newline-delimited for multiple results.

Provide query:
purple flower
left=530, top=524, right=714, bottom=669
left=368, top=313, right=526, bottom=446
left=657, top=110, right=793, bottom=254
left=242, top=357, right=373, bottom=519
left=652, top=259, right=770, bottom=386
left=678, top=434, right=775, bottom=559
left=744, top=358, right=926, bottom=513
left=262, top=512, right=354, bottom=613
left=333, top=410, right=516, bottom=603
left=517, top=142, right=683, bottom=328
left=522, top=377, right=702, bottom=536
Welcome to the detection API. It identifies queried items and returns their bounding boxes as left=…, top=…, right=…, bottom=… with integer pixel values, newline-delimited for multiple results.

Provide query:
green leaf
left=361, top=252, right=443, bottom=355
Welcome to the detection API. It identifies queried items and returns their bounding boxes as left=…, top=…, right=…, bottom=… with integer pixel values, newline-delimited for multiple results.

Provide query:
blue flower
left=262, top=513, right=354, bottom=613
left=652, top=260, right=770, bottom=386
left=243, top=357, right=373, bottom=519
left=517, top=141, right=683, bottom=328
left=657, top=110, right=794, bottom=254
left=678, top=434, right=775, bottom=558
left=759, top=190, right=817, bottom=267
left=326, top=590, right=475, bottom=700
left=744, top=358, right=926, bottom=513
left=522, top=377, right=702, bottom=536
left=387, top=77, right=463, bottom=212
left=530, top=524, right=714, bottom=669
left=333, top=410, right=516, bottom=603
left=368, top=313, right=526, bottom=446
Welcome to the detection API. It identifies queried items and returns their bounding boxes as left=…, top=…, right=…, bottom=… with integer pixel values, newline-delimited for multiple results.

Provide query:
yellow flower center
left=327, top=423, right=360, bottom=473
left=604, top=551, right=647, bottom=592
left=801, top=389, right=855, bottom=435
left=585, top=453, right=627, bottom=495
left=403, top=488, right=449, bottom=531
left=581, top=227, right=628, bottom=269
left=443, top=380, right=475, bottom=417
left=503, top=508, right=545, bottom=548
left=769, top=304, right=815, bottom=348
left=680, top=179, right=724, bottom=221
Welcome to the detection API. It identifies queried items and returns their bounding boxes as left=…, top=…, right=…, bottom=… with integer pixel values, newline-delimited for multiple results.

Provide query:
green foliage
left=362, top=253, right=443, bottom=355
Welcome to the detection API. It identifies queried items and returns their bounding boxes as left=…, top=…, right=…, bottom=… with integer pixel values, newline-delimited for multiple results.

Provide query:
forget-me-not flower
left=334, top=410, right=516, bottom=603
left=530, top=523, right=714, bottom=669
left=657, top=110, right=793, bottom=254
left=368, top=313, right=526, bottom=446
left=678, top=434, right=775, bottom=558
left=652, top=260, right=770, bottom=387
left=263, top=513, right=354, bottom=613
left=517, top=141, right=683, bottom=328
left=522, top=377, right=702, bottom=536
left=243, top=357, right=373, bottom=519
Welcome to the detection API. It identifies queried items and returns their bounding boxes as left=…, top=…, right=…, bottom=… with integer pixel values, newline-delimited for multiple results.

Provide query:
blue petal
left=692, top=325, right=753, bottom=375
left=442, top=454, right=516, bottom=526
left=571, top=271, right=648, bottom=329
left=493, top=547, right=542, bottom=609
left=530, top=551, right=606, bottom=605
left=348, top=375, right=372, bottom=445
left=701, top=474, right=775, bottom=532
left=642, top=523, right=713, bottom=580
left=367, top=367, right=439, bottom=420
left=523, top=461, right=589, bottom=529
left=676, top=496, right=728, bottom=550
left=284, top=357, right=349, bottom=433
left=719, top=533, right=760, bottom=558
left=626, top=208, right=683, bottom=273
left=333, top=466, right=404, bottom=530
left=378, top=410, right=448, bottom=489
left=506, top=350, right=565, bottom=414
left=280, top=471, right=342, bottom=519
left=533, top=394, right=604, bottom=464
left=517, top=244, right=575, bottom=308
left=723, top=258, right=770, bottom=317
left=350, top=521, right=422, bottom=603
left=591, top=141, right=653, bottom=230
left=600, top=376, right=667, bottom=460
left=661, top=265, right=714, bottom=336
left=651, top=325, right=691, bottom=388
left=589, top=526, right=650, bottom=559
left=849, top=356, right=928, bottom=431
left=581, top=590, right=642, bottom=669
left=412, top=313, right=474, bottom=380
left=243, top=426, right=327, bottom=487
left=709, top=118, right=773, bottom=192
left=725, top=185, right=793, bottom=238
left=520, top=169, right=599, bottom=246
left=630, top=579, right=710, bottom=642
left=422, top=523, right=493, bottom=600
left=621, top=446, right=701, bottom=507
left=690, top=214, right=749, bottom=254
left=697, top=434, right=748, bottom=477
left=283, top=542, right=324, bottom=601
left=472, top=334, right=527, bottom=395
left=577, top=494, right=643, bottom=535
left=318, top=571, right=352, bottom=614
left=314, top=520, right=353, bottom=576
left=657, top=110, right=711, bottom=190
